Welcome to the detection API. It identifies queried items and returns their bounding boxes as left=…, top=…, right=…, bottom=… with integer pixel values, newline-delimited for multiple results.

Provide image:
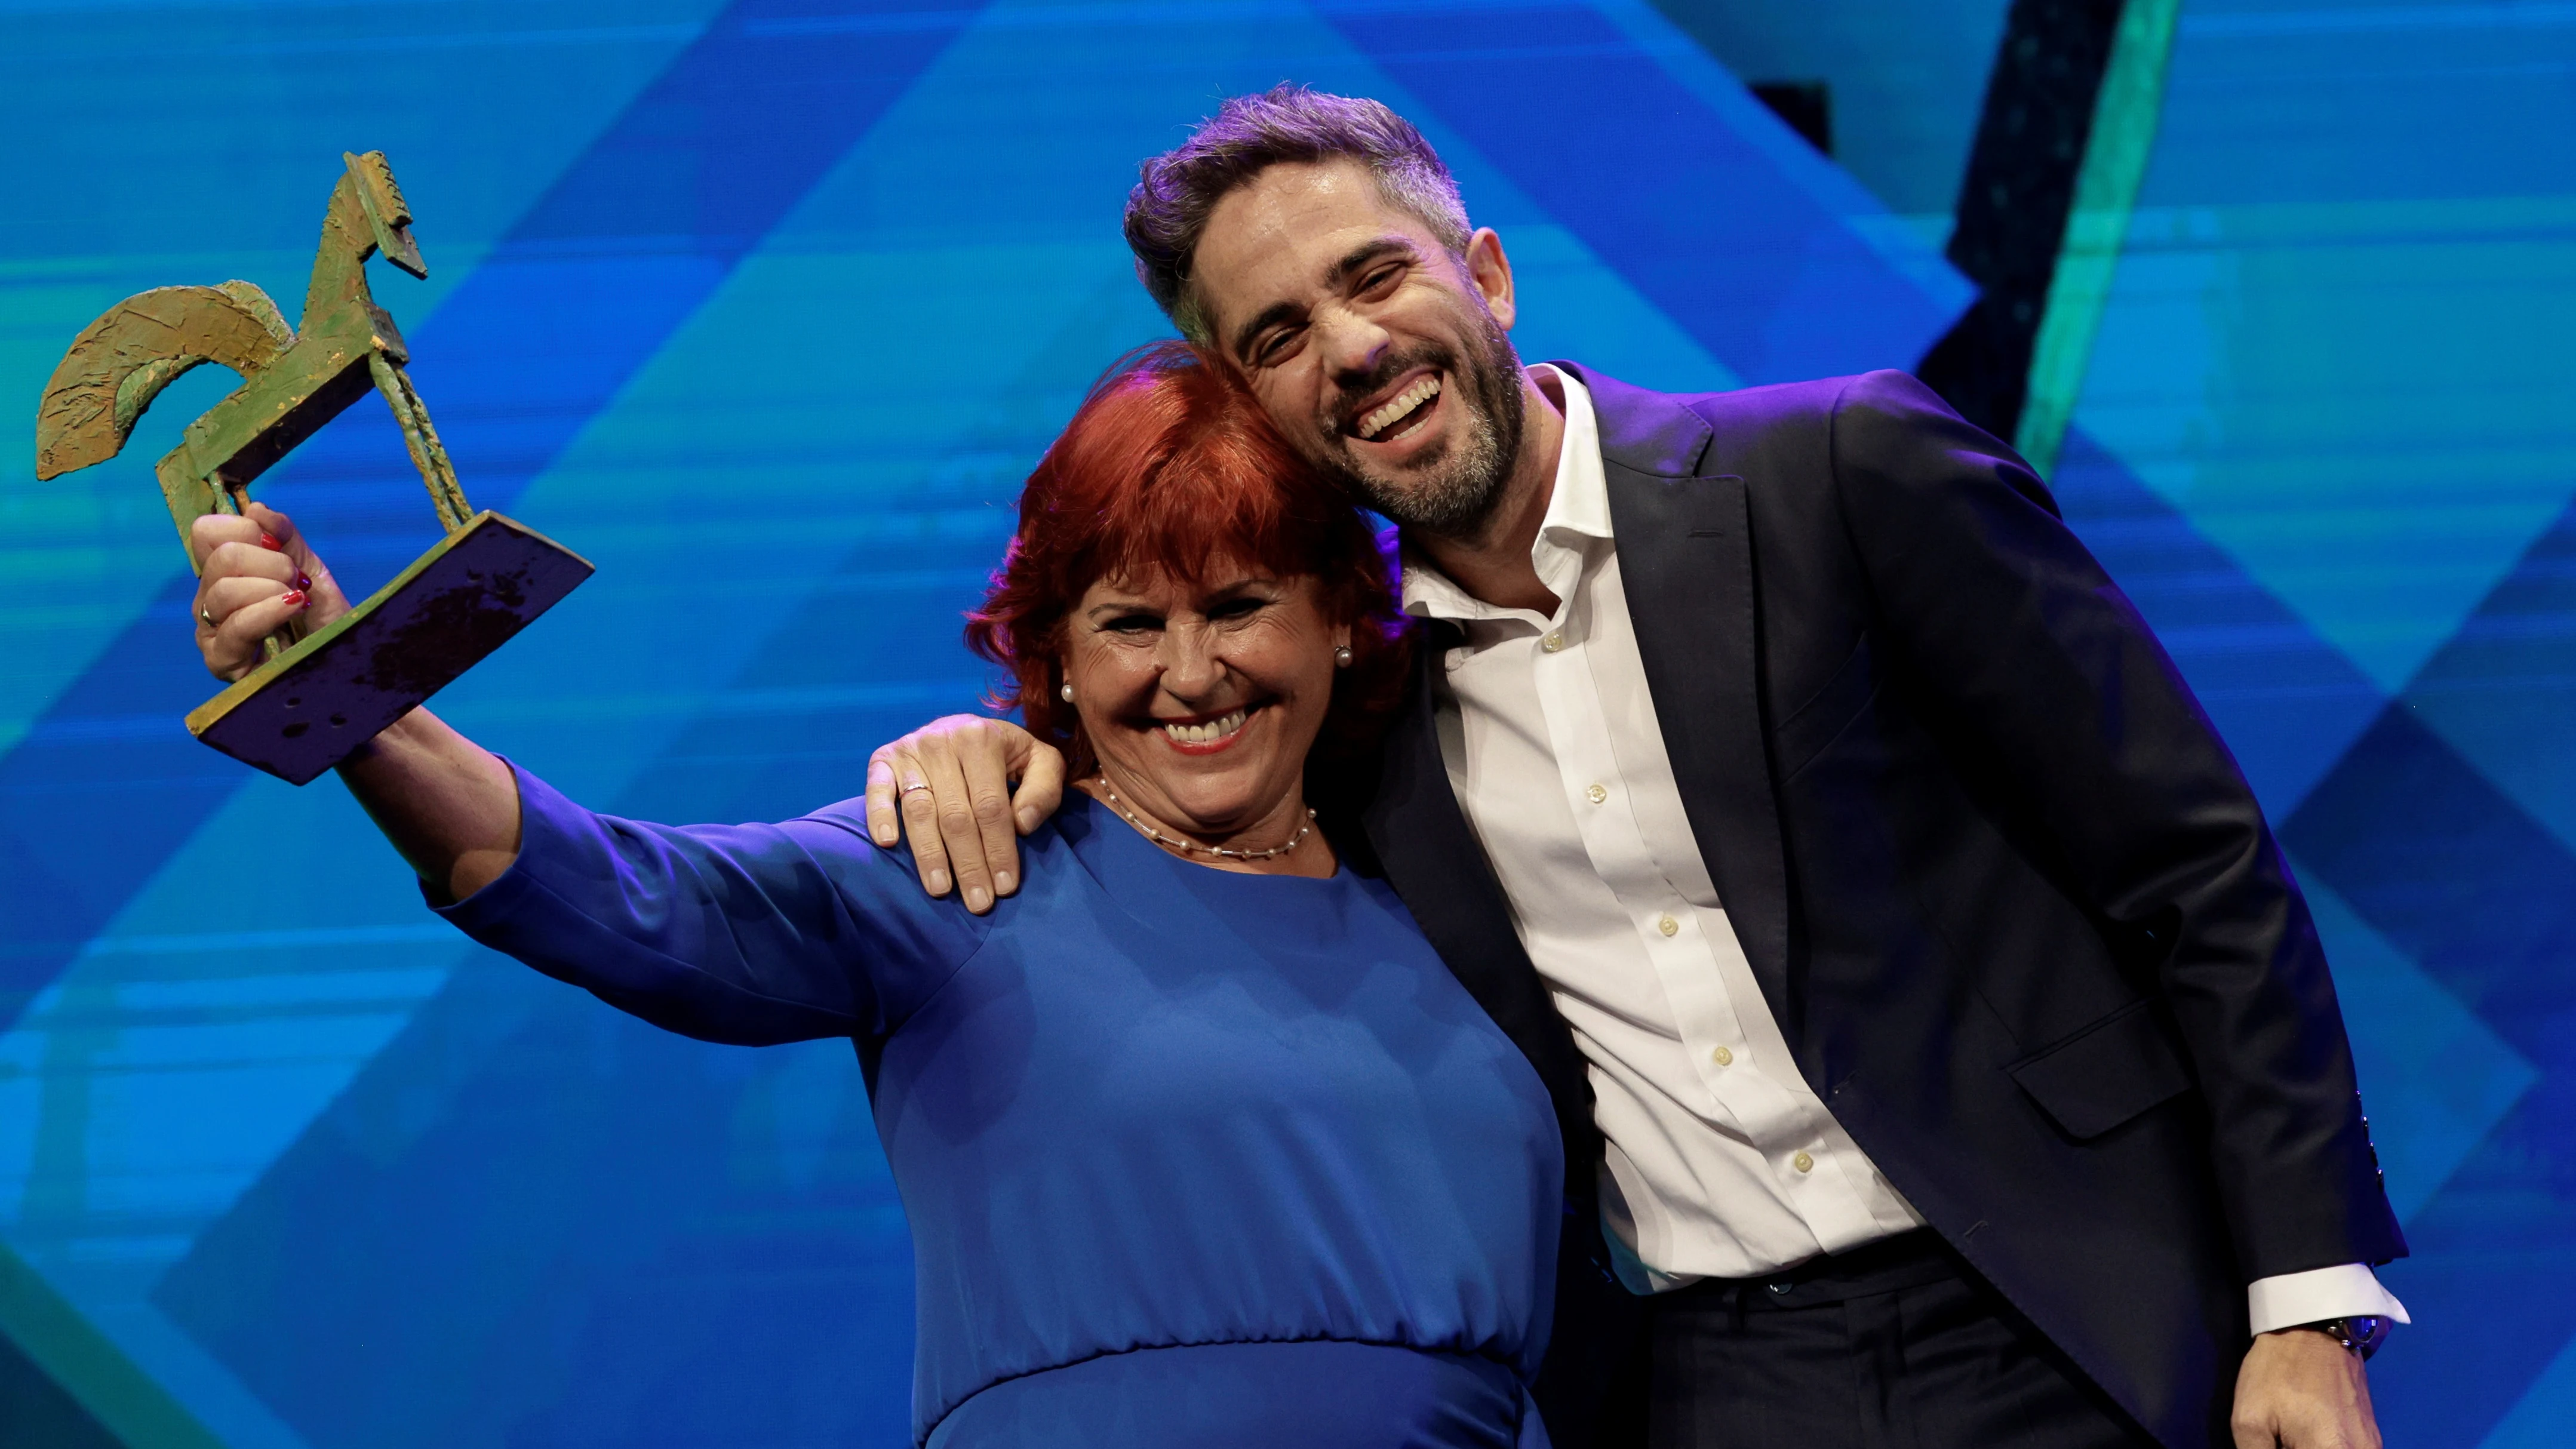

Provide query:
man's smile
left=1354, top=372, right=1443, bottom=441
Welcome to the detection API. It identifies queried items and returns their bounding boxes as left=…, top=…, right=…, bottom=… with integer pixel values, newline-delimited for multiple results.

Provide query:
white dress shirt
left=1401, top=367, right=2406, bottom=1333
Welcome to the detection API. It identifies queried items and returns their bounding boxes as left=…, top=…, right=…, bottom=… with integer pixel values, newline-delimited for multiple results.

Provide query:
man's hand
left=865, top=716, right=1066, bottom=914
left=2232, top=1330, right=2380, bottom=1448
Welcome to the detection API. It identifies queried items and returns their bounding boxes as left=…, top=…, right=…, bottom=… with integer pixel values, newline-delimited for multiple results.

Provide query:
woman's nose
left=1155, top=622, right=1224, bottom=696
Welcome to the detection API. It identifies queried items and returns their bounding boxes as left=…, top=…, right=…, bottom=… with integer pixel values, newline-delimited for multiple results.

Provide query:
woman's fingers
left=191, top=522, right=302, bottom=682
left=242, top=503, right=352, bottom=627
left=189, top=512, right=265, bottom=574
left=186, top=504, right=351, bottom=681
left=198, top=577, right=312, bottom=682
left=197, top=536, right=297, bottom=592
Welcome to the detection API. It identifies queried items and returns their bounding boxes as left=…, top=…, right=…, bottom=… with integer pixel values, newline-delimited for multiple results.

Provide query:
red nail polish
left=281, top=589, right=307, bottom=607
left=259, top=533, right=282, bottom=551
left=295, top=573, right=312, bottom=591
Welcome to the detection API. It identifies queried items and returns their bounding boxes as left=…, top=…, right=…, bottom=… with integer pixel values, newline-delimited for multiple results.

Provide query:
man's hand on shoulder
left=2232, top=1328, right=2380, bottom=1449
left=865, top=715, right=1065, bottom=915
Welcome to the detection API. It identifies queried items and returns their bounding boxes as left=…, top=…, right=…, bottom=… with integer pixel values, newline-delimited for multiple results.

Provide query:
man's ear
left=1464, top=227, right=1516, bottom=331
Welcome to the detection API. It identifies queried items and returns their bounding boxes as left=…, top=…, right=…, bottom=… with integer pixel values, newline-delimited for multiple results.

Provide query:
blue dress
left=436, top=766, right=1562, bottom=1448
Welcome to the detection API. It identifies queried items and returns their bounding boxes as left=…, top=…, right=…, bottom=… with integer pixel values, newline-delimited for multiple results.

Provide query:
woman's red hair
left=965, top=342, right=1409, bottom=790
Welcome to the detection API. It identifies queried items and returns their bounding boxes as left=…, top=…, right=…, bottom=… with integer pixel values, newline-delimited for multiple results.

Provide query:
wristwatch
left=2298, top=1315, right=2391, bottom=1361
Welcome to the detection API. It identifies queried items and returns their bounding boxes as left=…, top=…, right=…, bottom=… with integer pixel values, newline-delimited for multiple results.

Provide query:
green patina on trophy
left=33, top=150, right=592, bottom=785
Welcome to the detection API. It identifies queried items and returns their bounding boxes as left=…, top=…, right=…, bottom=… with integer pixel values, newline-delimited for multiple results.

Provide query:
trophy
left=33, top=151, right=591, bottom=785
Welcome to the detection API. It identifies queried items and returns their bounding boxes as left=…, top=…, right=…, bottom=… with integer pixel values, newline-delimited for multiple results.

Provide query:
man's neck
left=1410, top=367, right=1567, bottom=615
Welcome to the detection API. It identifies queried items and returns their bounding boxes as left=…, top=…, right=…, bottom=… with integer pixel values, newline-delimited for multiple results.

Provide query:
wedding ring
left=199, top=607, right=216, bottom=627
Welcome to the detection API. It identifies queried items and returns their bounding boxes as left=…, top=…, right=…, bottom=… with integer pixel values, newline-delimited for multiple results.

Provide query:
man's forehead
left=1196, top=160, right=1434, bottom=322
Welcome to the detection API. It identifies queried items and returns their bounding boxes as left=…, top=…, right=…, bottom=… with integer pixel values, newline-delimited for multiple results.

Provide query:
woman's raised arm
left=192, top=502, right=521, bottom=903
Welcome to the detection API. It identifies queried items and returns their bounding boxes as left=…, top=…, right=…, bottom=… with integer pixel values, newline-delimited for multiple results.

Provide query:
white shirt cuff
left=2246, top=1263, right=2411, bottom=1336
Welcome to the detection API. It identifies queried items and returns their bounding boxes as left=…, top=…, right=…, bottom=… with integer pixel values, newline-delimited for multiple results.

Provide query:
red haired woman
left=184, top=344, right=1561, bottom=1448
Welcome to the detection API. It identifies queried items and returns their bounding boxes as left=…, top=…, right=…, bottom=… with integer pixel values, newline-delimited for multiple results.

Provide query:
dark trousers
left=1646, top=1230, right=2159, bottom=1449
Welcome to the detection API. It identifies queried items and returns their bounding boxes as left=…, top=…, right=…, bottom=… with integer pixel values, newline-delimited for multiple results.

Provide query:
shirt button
left=1792, top=1150, right=1815, bottom=1174
left=1711, top=1046, right=1733, bottom=1067
left=1657, top=914, right=1679, bottom=937
left=1586, top=783, right=1608, bottom=805
left=1541, top=631, right=1565, bottom=653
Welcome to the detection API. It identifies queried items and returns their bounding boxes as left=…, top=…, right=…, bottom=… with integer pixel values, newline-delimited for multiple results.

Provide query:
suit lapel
left=1571, top=365, right=1797, bottom=1024
left=1365, top=361, right=1795, bottom=1121
left=1363, top=626, right=1597, bottom=1156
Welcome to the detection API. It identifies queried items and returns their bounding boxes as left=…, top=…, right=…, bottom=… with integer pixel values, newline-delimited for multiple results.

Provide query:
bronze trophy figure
left=33, top=150, right=591, bottom=785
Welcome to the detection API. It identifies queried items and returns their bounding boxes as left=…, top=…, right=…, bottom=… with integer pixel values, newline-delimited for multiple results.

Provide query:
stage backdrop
left=0, top=2, right=2566, bottom=1446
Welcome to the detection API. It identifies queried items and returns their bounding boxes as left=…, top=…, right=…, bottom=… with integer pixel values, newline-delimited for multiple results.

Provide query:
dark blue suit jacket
left=1356, top=365, right=2406, bottom=1449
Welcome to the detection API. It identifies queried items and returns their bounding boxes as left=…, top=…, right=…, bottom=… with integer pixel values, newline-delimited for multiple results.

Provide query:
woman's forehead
left=1083, top=558, right=1296, bottom=605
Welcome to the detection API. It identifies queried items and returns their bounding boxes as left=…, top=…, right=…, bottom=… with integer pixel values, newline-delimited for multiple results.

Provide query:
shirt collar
left=1401, top=365, right=1612, bottom=624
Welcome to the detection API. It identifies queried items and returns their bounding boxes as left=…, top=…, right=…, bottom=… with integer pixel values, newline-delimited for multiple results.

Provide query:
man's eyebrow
left=1326, top=236, right=1418, bottom=288
left=1226, top=236, right=1422, bottom=361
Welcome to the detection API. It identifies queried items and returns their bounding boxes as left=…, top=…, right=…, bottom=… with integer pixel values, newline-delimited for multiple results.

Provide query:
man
left=864, top=88, right=2405, bottom=1449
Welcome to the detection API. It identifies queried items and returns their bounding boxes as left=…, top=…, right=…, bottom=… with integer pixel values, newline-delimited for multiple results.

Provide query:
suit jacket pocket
left=1777, top=631, right=1879, bottom=782
left=2006, top=999, right=2194, bottom=1140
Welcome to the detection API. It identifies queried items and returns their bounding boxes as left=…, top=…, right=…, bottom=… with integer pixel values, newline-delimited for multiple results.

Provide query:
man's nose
left=1315, top=306, right=1391, bottom=382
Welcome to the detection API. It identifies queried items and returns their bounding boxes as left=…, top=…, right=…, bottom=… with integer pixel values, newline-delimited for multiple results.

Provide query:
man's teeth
left=1357, top=376, right=1441, bottom=440
left=1163, top=708, right=1249, bottom=745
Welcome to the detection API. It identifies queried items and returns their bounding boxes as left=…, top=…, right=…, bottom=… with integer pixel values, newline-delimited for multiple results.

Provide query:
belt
left=1658, top=1229, right=1960, bottom=1324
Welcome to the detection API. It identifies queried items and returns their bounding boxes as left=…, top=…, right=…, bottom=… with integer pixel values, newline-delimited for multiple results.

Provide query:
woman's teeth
left=1357, top=376, right=1441, bottom=440
left=1163, top=708, right=1248, bottom=745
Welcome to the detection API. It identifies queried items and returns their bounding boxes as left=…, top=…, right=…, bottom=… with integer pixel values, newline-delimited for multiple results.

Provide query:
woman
left=187, top=343, right=1560, bottom=1448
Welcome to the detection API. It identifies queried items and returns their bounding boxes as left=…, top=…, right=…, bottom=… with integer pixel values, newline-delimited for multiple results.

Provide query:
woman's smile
left=1153, top=702, right=1262, bottom=755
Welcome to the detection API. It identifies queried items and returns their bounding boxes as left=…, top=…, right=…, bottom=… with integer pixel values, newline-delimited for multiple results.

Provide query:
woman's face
left=1063, top=559, right=1348, bottom=843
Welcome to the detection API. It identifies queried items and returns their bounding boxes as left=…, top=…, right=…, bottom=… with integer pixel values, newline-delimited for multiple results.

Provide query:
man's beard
left=1314, top=305, right=1526, bottom=540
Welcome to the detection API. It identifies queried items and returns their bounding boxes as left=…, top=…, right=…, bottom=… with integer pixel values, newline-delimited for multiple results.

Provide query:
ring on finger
left=199, top=606, right=216, bottom=627
left=900, top=781, right=934, bottom=798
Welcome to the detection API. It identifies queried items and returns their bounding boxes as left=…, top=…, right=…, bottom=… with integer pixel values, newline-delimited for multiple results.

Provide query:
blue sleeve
left=431, top=761, right=989, bottom=1045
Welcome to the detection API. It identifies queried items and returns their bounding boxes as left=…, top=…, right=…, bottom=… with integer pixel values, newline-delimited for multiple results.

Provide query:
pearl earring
left=1333, top=645, right=1354, bottom=667
left=1059, top=682, right=1075, bottom=702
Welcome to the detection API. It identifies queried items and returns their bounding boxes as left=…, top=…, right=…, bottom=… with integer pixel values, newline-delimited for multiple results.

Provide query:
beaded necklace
left=1095, top=777, right=1314, bottom=862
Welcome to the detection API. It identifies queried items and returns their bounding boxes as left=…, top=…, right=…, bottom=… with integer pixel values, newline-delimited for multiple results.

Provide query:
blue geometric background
left=0, top=2, right=2567, bottom=1445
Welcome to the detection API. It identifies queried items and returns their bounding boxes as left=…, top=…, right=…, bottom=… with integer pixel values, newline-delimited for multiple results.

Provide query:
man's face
left=1189, top=159, right=1526, bottom=538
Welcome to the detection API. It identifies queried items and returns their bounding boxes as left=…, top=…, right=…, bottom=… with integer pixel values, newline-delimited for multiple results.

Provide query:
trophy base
left=186, top=510, right=594, bottom=785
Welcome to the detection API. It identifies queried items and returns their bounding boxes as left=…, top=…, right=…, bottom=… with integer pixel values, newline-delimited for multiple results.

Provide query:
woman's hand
left=866, top=716, right=1065, bottom=914
left=189, top=501, right=352, bottom=681
left=184, top=499, right=521, bottom=900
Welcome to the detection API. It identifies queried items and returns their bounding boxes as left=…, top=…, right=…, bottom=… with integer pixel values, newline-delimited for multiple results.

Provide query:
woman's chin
left=1105, top=764, right=1285, bottom=836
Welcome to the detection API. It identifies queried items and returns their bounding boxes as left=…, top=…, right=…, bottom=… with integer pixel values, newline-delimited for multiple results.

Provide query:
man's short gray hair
left=1124, top=85, right=1471, bottom=344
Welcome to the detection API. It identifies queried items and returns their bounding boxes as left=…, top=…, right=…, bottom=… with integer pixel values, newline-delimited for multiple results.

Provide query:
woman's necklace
left=1095, top=777, right=1315, bottom=862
